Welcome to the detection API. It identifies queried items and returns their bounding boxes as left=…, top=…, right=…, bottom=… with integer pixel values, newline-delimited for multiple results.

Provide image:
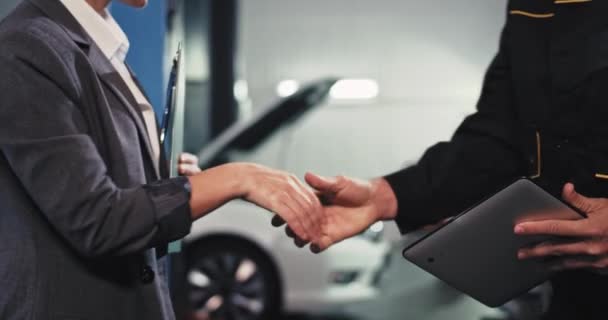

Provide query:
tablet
left=402, top=178, right=586, bottom=307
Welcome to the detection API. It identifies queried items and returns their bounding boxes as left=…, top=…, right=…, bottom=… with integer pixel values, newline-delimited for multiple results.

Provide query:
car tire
left=185, top=236, right=283, bottom=320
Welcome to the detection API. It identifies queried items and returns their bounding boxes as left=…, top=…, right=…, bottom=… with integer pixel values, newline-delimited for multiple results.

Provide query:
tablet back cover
left=402, top=178, right=583, bottom=307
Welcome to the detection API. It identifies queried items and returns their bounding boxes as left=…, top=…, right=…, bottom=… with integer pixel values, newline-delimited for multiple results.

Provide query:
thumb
left=305, top=172, right=341, bottom=193
left=562, top=183, right=597, bottom=214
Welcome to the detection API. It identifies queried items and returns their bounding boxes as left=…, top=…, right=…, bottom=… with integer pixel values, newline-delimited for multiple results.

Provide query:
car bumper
left=279, top=238, right=392, bottom=314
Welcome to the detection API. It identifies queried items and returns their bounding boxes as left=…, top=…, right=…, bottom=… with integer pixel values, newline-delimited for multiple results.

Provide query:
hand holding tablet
left=402, top=178, right=586, bottom=307
left=516, top=183, right=608, bottom=273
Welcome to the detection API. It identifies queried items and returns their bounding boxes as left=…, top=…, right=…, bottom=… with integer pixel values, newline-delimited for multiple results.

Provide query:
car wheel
left=185, top=236, right=282, bottom=320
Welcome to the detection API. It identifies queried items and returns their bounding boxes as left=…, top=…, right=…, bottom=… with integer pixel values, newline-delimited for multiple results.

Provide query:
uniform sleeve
left=0, top=33, right=192, bottom=258
left=384, top=24, right=526, bottom=233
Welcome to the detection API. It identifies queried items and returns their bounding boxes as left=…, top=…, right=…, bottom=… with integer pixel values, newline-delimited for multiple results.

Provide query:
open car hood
left=197, top=77, right=338, bottom=167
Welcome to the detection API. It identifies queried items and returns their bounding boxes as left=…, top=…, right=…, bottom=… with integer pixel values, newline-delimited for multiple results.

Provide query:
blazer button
left=140, top=265, right=155, bottom=284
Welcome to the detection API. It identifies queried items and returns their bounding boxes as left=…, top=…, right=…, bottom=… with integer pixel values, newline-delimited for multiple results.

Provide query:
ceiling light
left=330, top=79, right=379, bottom=100
left=276, top=80, right=300, bottom=98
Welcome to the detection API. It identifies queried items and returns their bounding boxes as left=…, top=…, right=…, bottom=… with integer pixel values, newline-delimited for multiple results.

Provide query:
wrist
left=192, top=162, right=248, bottom=200
left=225, top=162, right=257, bottom=199
left=370, top=178, right=398, bottom=221
left=186, top=162, right=260, bottom=220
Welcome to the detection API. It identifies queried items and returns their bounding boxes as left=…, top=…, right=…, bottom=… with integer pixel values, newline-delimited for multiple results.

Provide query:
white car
left=183, top=79, right=393, bottom=320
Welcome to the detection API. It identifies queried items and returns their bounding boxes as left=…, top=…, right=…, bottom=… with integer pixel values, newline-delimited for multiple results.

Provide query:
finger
left=550, top=256, right=608, bottom=271
left=178, top=164, right=188, bottom=175
left=184, top=165, right=201, bottom=176
left=285, top=226, right=296, bottom=238
left=290, top=176, right=323, bottom=240
left=551, top=259, right=594, bottom=271
left=562, top=183, right=602, bottom=214
left=262, top=188, right=310, bottom=241
left=284, top=191, right=315, bottom=242
left=278, top=193, right=314, bottom=242
left=286, top=174, right=325, bottom=242
left=293, top=176, right=323, bottom=211
left=311, top=205, right=366, bottom=253
left=311, top=235, right=336, bottom=253
left=305, top=172, right=341, bottom=194
left=518, top=240, right=608, bottom=259
left=271, top=215, right=286, bottom=227
left=271, top=200, right=308, bottom=242
left=179, top=153, right=199, bottom=165
left=284, top=219, right=307, bottom=242
left=515, top=219, right=589, bottom=237
left=178, top=164, right=200, bottom=176
left=294, top=237, right=309, bottom=248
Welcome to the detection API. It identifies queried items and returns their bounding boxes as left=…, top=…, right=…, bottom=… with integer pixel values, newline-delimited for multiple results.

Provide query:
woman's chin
left=118, top=0, right=148, bottom=8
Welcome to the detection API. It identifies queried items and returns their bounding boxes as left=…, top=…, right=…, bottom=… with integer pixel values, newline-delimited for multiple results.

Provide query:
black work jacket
left=385, top=1, right=608, bottom=318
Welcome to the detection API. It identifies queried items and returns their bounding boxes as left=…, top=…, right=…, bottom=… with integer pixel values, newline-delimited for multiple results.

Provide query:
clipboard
left=161, top=44, right=187, bottom=253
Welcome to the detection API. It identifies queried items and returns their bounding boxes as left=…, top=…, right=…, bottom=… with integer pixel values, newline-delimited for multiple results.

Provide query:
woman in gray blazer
left=0, top=0, right=322, bottom=319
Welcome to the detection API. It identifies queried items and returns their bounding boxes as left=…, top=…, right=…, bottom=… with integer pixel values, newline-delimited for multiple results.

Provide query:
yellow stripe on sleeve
left=509, top=10, right=555, bottom=18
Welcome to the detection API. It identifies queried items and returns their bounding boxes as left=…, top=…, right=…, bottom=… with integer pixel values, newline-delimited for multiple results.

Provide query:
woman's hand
left=239, top=164, right=324, bottom=245
left=187, top=163, right=324, bottom=246
left=178, top=152, right=201, bottom=176
left=516, top=183, right=608, bottom=271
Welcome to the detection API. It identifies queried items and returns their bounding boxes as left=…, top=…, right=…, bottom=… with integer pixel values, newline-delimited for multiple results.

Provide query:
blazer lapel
left=126, top=64, right=171, bottom=179
left=125, top=65, right=154, bottom=107
left=27, top=0, right=160, bottom=179
left=88, top=47, right=161, bottom=179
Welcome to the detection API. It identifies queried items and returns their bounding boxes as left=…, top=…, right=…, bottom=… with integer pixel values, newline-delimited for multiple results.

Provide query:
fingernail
left=271, top=216, right=284, bottom=227
left=285, top=228, right=295, bottom=238
left=517, top=251, right=525, bottom=259
left=296, top=237, right=309, bottom=247
left=311, top=244, right=320, bottom=253
left=514, top=225, right=524, bottom=234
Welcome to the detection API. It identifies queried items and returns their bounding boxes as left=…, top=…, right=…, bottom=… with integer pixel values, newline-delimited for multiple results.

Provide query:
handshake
left=180, top=152, right=608, bottom=272
left=178, top=153, right=398, bottom=253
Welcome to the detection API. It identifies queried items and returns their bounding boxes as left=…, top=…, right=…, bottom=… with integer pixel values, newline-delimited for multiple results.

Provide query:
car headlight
left=358, top=221, right=384, bottom=243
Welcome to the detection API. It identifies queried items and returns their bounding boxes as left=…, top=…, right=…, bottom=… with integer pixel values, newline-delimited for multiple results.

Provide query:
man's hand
left=178, top=153, right=202, bottom=176
left=273, top=172, right=398, bottom=253
left=515, top=183, right=608, bottom=271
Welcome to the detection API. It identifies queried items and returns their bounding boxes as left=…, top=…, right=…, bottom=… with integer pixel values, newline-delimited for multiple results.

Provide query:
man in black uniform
left=290, top=0, right=608, bottom=319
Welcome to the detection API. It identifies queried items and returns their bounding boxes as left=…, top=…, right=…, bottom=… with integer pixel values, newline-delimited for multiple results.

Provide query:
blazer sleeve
left=384, top=24, right=526, bottom=233
left=0, top=34, right=192, bottom=258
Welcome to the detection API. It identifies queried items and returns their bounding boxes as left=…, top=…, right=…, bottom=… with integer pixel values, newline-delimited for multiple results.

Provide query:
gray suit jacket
left=0, top=0, right=193, bottom=319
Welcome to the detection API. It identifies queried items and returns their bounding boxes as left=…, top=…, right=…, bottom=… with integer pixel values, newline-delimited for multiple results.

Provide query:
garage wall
left=237, top=0, right=507, bottom=176
left=239, top=0, right=507, bottom=108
